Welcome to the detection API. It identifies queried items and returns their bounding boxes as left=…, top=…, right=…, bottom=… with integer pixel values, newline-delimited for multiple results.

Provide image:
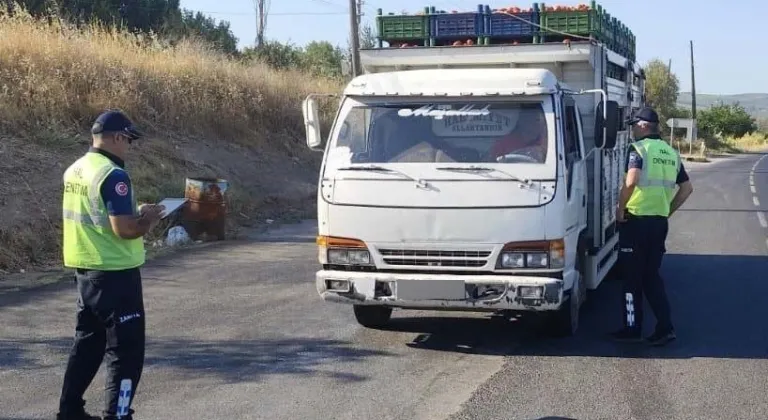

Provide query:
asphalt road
left=450, top=152, right=768, bottom=420
left=1, top=152, right=767, bottom=420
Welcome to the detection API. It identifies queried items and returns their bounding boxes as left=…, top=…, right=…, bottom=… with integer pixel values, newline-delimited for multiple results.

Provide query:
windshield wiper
left=436, top=165, right=531, bottom=185
left=336, top=164, right=428, bottom=187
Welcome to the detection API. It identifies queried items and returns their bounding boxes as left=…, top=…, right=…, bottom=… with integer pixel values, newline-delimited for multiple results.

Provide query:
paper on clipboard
left=157, top=198, right=188, bottom=219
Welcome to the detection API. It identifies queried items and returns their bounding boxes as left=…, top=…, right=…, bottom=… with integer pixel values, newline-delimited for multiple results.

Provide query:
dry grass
left=0, top=8, right=341, bottom=273
left=719, top=132, right=768, bottom=153
left=672, top=132, right=768, bottom=159
left=0, top=8, right=338, bottom=142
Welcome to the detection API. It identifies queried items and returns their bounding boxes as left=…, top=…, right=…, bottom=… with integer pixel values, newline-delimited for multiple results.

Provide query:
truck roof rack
left=360, top=41, right=641, bottom=77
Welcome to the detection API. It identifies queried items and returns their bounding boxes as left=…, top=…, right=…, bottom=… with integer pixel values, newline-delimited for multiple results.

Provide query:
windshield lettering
left=398, top=104, right=491, bottom=120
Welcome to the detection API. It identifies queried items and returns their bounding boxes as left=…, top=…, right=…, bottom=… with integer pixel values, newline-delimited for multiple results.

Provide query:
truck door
left=562, top=95, right=587, bottom=238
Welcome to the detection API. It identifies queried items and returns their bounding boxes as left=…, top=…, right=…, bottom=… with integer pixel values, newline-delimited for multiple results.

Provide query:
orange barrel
left=181, top=177, right=229, bottom=240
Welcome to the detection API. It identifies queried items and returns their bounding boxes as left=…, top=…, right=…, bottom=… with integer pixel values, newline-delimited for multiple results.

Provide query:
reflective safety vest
left=62, top=152, right=145, bottom=270
left=625, top=138, right=681, bottom=217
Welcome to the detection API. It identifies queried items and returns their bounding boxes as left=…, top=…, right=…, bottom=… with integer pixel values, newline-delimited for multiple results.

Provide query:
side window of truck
left=564, top=104, right=581, bottom=164
left=563, top=99, right=582, bottom=199
left=336, top=108, right=370, bottom=158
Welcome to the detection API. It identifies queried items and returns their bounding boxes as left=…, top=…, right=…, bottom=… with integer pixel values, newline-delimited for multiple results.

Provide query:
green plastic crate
left=376, top=8, right=430, bottom=46
left=616, top=21, right=630, bottom=56
left=540, top=1, right=603, bottom=41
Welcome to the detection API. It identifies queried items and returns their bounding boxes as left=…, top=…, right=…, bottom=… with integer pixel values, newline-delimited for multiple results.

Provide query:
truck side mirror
left=302, top=96, right=323, bottom=150
left=594, top=100, right=620, bottom=149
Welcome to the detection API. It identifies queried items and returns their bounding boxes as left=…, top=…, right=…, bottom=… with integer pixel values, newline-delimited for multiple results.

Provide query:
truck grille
left=378, top=249, right=491, bottom=268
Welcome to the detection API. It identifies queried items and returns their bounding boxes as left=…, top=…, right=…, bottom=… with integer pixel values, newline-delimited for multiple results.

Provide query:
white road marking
left=758, top=212, right=768, bottom=229
left=749, top=154, right=768, bottom=251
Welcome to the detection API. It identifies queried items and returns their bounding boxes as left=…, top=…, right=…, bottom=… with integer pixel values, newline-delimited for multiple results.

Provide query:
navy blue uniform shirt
left=90, top=147, right=135, bottom=216
left=625, top=137, right=690, bottom=185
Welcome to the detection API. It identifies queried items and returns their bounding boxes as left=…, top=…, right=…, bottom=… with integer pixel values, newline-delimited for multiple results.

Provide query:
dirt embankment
left=0, top=11, right=340, bottom=273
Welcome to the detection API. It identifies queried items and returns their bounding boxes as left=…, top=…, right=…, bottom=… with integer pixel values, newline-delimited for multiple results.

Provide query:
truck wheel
left=353, top=305, right=392, bottom=328
left=546, top=251, right=586, bottom=338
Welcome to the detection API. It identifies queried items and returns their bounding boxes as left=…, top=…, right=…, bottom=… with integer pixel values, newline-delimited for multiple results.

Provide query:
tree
left=643, top=58, right=679, bottom=130
left=243, top=40, right=304, bottom=70
left=2, top=0, right=238, bottom=55
left=359, top=22, right=376, bottom=49
left=166, top=9, right=239, bottom=55
left=757, top=117, right=768, bottom=133
left=698, top=102, right=757, bottom=139
left=303, top=41, right=345, bottom=79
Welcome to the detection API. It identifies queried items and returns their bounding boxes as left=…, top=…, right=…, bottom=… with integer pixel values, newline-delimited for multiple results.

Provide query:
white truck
left=302, top=40, right=645, bottom=336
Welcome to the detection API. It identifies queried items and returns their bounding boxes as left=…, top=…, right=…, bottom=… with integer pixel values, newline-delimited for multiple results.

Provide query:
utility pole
left=690, top=40, right=697, bottom=146
left=689, top=41, right=697, bottom=120
left=349, top=0, right=361, bottom=76
left=253, top=0, right=269, bottom=47
left=667, top=58, right=673, bottom=111
left=357, top=0, right=364, bottom=28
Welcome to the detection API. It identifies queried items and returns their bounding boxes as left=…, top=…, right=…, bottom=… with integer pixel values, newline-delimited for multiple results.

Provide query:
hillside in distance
left=677, top=92, right=768, bottom=118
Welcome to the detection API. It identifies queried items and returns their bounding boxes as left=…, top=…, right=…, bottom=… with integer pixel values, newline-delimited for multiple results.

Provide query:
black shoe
left=646, top=329, right=676, bottom=347
left=609, top=327, right=643, bottom=342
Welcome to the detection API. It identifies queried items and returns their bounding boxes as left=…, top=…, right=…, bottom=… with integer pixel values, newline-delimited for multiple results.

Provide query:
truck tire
left=547, top=278, right=580, bottom=337
left=546, top=245, right=586, bottom=337
left=353, top=305, right=392, bottom=328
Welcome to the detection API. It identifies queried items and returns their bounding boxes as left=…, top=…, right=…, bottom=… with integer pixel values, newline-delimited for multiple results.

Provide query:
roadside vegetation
left=0, top=5, right=345, bottom=272
left=644, top=59, right=768, bottom=156
left=1, top=0, right=765, bottom=273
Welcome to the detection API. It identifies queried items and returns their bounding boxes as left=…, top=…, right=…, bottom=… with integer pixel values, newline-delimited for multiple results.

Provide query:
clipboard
left=157, top=198, right=188, bottom=219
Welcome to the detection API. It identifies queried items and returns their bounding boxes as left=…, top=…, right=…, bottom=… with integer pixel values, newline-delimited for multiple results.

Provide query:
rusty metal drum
left=182, top=177, right=229, bottom=240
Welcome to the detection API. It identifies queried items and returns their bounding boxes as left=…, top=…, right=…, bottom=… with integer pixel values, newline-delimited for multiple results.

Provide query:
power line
left=308, top=0, right=347, bottom=8
left=196, top=10, right=347, bottom=16
left=35, top=0, right=347, bottom=17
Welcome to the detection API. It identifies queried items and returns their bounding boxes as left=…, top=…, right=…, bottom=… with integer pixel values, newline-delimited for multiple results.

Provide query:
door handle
left=582, top=195, right=586, bottom=207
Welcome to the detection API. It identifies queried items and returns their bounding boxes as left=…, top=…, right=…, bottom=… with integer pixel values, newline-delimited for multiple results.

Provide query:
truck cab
left=302, top=42, right=644, bottom=336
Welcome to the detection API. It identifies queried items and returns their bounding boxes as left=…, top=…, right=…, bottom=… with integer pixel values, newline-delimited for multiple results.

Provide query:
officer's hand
left=616, top=207, right=626, bottom=223
left=139, top=205, right=165, bottom=229
left=139, top=204, right=165, bottom=218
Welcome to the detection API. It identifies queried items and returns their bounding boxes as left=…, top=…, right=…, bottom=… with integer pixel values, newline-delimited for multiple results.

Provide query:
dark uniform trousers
left=618, top=213, right=674, bottom=334
left=59, top=268, right=145, bottom=419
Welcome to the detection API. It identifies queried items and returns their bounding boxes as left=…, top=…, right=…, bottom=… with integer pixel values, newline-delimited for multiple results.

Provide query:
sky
left=178, top=0, right=766, bottom=95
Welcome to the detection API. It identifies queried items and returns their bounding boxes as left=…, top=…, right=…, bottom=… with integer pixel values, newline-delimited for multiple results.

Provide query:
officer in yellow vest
left=57, top=110, right=164, bottom=420
left=610, top=107, right=694, bottom=347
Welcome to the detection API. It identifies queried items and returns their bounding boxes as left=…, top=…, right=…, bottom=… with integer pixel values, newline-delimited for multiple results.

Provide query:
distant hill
left=677, top=93, right=768, bottom=118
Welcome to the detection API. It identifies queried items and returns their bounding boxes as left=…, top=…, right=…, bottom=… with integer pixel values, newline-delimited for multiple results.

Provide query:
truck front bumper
left=316, top=270, right=565, bottom=312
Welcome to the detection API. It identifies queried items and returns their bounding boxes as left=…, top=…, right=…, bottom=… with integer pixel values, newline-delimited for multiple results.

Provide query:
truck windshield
left=328, top=100, right=549, bottom=166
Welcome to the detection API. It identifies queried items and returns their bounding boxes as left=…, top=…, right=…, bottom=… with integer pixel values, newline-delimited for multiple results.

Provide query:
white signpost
left=667, top=118, right=697, bottom=155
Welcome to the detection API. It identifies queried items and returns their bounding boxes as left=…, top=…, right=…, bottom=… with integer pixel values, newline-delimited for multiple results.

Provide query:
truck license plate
left=396, top=280, right=466, bottom=300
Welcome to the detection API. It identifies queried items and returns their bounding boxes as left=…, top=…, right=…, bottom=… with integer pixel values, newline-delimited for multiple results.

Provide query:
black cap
left=91, top=110, right=142, bottom=140
left=627, top=107, right=660, bottom=125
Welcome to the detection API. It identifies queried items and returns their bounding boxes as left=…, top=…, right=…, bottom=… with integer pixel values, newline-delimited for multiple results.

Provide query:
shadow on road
left=377, top=254, right=768, bottom=360
left=0, top=338, right=70, bottom=370
left=0, top=274, right=74, bottom=310
left=144, top=336, right=393, bottom=383
left=2, top=336, right=394, bottom=384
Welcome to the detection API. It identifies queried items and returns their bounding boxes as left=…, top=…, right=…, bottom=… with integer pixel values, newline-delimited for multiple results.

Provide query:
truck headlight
left=525, top=252, right=549, bottom=268
left=317, top=235, right=373, bottom=266
left=498, top=239, right=565, bottom=270
left=328, top=249, right=371, bottom=265
left=500, top=252, right=525, bottom=268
